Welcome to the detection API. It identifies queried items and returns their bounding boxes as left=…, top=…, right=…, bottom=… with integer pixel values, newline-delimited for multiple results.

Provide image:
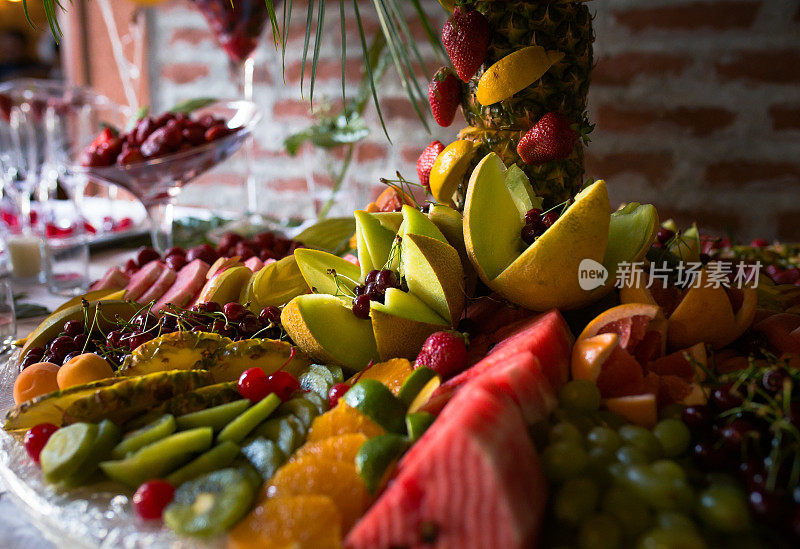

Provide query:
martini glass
left=69, top=100, right=261, bottom=251
left=190, top=0, right=273, bottom=228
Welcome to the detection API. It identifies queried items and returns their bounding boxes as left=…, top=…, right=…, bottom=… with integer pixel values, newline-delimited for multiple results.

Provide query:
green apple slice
left=281, top=294, right=379, bottom=372
left=371, top=308, right=448, bottom=361
left=427, top=204, right=465, bottom=255
left=402, top=233, right=465, bottom=324
left=198, top=265, right=253, bottom=306
left=249, top=255, right=309, bottom=309
left=505, top=164, right=543, bottom=215
left=294, top=248, right=361, bottom=296
left=371, top=211, right=403, bottom=234
left=603, top=203, right=659, bottom=279
left=399, top=205, right=447, bottom=244
left=380, top=288, right=448, bottom=326
left=355, top=211, right=397, bottom=278
left=463, top=153, right=525, bottom=280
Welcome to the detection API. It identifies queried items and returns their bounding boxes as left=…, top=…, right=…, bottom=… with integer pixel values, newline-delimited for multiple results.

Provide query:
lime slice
left=111, top=414, right=176, bottom=459
left=40, top=422, right=98, bottom=484
left=251, top=415, right=305, bottom=457
left=408, top=376, right=441, bottom=414
left=166, top=441, right=241, bottom=486
left=276, top=397, right=320, bottom=428
left=405, top=412, right=435, bottom=443
left=343, top=379, right=407, bottom=434
left=217, top=394, right=281, bottom=444
left=176, top=400, right=251, bottom=432
left=355, top=433, right=409, bottom=494
left=397, top=367, right=438, bottom=408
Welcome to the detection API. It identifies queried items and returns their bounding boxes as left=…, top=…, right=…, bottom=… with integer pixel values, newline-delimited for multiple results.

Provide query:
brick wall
left=150, top=0, right=800, bottom=240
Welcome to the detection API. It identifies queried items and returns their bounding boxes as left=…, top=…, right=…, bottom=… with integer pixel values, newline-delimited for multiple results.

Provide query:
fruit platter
left=3, top=1, right=800, bottom=548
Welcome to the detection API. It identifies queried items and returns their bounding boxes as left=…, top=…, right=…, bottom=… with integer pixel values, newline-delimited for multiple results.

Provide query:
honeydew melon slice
left=355, top=211, right=396, bottom=279
left=294, top=248, right=361, bottom=296
left=402, top=234, right=465, bottom=324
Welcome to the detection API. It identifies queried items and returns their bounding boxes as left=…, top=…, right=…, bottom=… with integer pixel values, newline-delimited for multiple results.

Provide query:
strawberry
left=417, top=140, right=445, bottom=188
left=416, top=331, right=468, bottom=379
left=428, top=67, right=462, bottom=127
left=517, top=112, right=578, bottom=165
left=441, top=7, right=490, bottom=82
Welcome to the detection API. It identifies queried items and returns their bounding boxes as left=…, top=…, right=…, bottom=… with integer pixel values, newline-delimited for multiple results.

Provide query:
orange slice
left=265, top=456, right=369, bottom=532
left=227, top=495, right=342, bottom=549
left=291, top=433, right=368, bottom=465
left=307, top=402, right=386, bottom=443
left=347, top=358, right=415, bottom=396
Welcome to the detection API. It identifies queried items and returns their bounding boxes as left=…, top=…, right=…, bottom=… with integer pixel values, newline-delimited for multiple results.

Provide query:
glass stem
left=232, top=57, right=259, bottom=218
left=146, top=201, right=174, bottom=252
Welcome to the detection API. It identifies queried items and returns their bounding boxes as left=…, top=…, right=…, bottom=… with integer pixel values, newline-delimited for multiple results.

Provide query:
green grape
left=618, top=425, right=663, bottom=461
left=542, top=441, right=589, bottom=483
left=554, top=477, right=600, bottom=526
left=550, top=422, right=584, bottom=446
left=578, top=513, right=623, bottom=549
left=697, top=484, right=751, bottom=533
left=559, top=380, right=602, bottom=413
left=586, top=446, right=615, bottom=486
left=602, top=485, right=653, bottom=539
left=555, top=408, right=600, bottom=434
left=649, top=460, right=687, bottom=483
left=636, top=527, right=708, bottom=549
left=608, top=462, right=627, bottom=483
left=659, top=403, right=685, bottom=420
left=623, top=465, right=694, bottom=511
left=656, top=511, right=697, bottom=533
left=587, top=426, right=622, bottom=453
left=652, top=419, right=691, bottom=458
left=615, top=445, right=648, bottom=466
left=598, top=410, right=627, bottom=430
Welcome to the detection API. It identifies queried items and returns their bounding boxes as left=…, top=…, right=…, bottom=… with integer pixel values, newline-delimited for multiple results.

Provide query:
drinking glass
left=0, top=279, right=16, bottom=348
left=40, top=197, right=89, bottom=296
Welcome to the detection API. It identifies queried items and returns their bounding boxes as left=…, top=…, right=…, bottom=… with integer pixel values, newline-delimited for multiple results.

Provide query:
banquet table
left=0, top=248, right=133, bottom=549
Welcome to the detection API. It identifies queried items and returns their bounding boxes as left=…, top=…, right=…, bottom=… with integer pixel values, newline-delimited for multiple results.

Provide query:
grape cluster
left=22, top=302, right=284, bottom=371
left=520, top=208, right=559, bottom=245
left=682, top=364, right=800, bottom=541
left=352, top=269, right=405, bottom=319
left=537, top=380, right=768, bottom=549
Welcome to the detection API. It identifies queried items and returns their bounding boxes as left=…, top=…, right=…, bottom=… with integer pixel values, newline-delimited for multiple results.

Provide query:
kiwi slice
left=60, top=419, right=122, bottom=489
left=251, top=415, right=305, bottom=457
left=302, top=391, right=327, bottom=415
left=163, top=468, right=257, bottom=538
left=217, top=394, right=281, bottom=444
left=240, top=437, right=286, bottom=481
left=176, top=400, right=250, bottom=432
left=308, top=364, right=335, bottom=386
left=275, top=397, right=319, bottom=428
left=100, top=427, right=213, bottom=488
left=111, top=414, right=176, bottom=459
left=299, top=370, right=332, bottom=400
left=166, top=441, right=241, bottom=486
left=40, top=422, right=98, bottom=484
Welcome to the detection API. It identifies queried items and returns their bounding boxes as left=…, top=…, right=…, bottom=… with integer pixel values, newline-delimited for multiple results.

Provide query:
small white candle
left=7, top=235, right=43, bottom=279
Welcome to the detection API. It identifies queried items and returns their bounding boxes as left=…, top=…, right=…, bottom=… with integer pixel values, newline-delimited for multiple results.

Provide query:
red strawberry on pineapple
left=416, top=331, right=468, bottom=379
left=517, top=112, right=578, bottom=165
left=441, top=7, right=490, bottom=83
left=417, top=141, right=445, bottom=188
left=428, top=67, right=462, bottom=127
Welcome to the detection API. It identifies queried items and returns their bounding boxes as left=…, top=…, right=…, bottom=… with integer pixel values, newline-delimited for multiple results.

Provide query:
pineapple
left=459, top=0, right=594, bottom=206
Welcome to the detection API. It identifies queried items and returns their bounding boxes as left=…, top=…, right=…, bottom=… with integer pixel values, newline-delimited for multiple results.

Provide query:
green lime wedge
left=217, top=394, right=281, bottom=444
left=397, top=367, right=438, bottom=408
left=405, top=412, right=436, bottom=443
left=355, top=433, right=409, bottom=494
left=344, top=379, right=407, bottom=434
left=40, top=422, right=98, bottom=484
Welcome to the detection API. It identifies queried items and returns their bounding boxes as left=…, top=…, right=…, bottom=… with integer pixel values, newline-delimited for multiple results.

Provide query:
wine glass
left=190, top=0, right=273, bottom=227
left=68, top=100, right=262, bottom=251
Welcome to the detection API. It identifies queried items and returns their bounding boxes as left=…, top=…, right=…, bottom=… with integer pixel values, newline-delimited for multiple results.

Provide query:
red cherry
left=266, top=371, right=302, bottom=402
left=132, top=479, right=175, bottom=520
left=238, top=367, right=270, bottom=402
left=223, top=302, right=246, bottom=322
left=328, top=383, right=350, bottom=408
left=24, top=423, right=58, bottom=464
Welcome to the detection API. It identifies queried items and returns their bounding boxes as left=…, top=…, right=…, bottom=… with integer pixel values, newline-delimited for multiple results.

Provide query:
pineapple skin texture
left=459, top=0, right=594, bottom=206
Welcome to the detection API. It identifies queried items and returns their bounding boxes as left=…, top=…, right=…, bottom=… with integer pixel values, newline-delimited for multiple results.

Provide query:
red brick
left=585, top=152, right=674, bottom=183
left=655, top=207, right=741, bottom=236
left=715, top=50, right=800, bottom=84
left=401, top=144, right=425, bottom=164
left=706, top=160, right=800, bottom=185
left=193, top=172, right=245, bottom=189
left=356, top=142, right=387, bottom=163
left=613, top=1, right=761, bottom=32
left=768, top=105, right=800, bottom=131
left=595, top=104, right=736, bottom=137
left=311, top=172, right=336, bottom=189
left=593, top=53, right=690, bottom=86
left=272, top=99, right=311, bottom=119
left=272, top=177, right=309, bottom=192
left=160, top=63, right=209, bottom=85
left=778, top=212, right=800, bottom=241
left=169, top=27, right=212, bottom=46
left=285, top=58, right=363, bottom=85
left=380, top=97, right=424, bottom=121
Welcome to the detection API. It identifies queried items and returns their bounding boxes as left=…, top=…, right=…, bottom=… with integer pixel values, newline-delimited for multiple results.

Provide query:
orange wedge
left=307, top=402, right=386, bottom=443
left=347, top=358, right=415, bottom=395
left=291, top=433, right=368, bottom=464
left=227, top=495, right=342, bottom=549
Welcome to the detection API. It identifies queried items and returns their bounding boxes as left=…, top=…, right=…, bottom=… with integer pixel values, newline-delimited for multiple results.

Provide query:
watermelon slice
left=423, top=310, right=573, bottom=416
left=346, top=385, right=547, bottom=549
